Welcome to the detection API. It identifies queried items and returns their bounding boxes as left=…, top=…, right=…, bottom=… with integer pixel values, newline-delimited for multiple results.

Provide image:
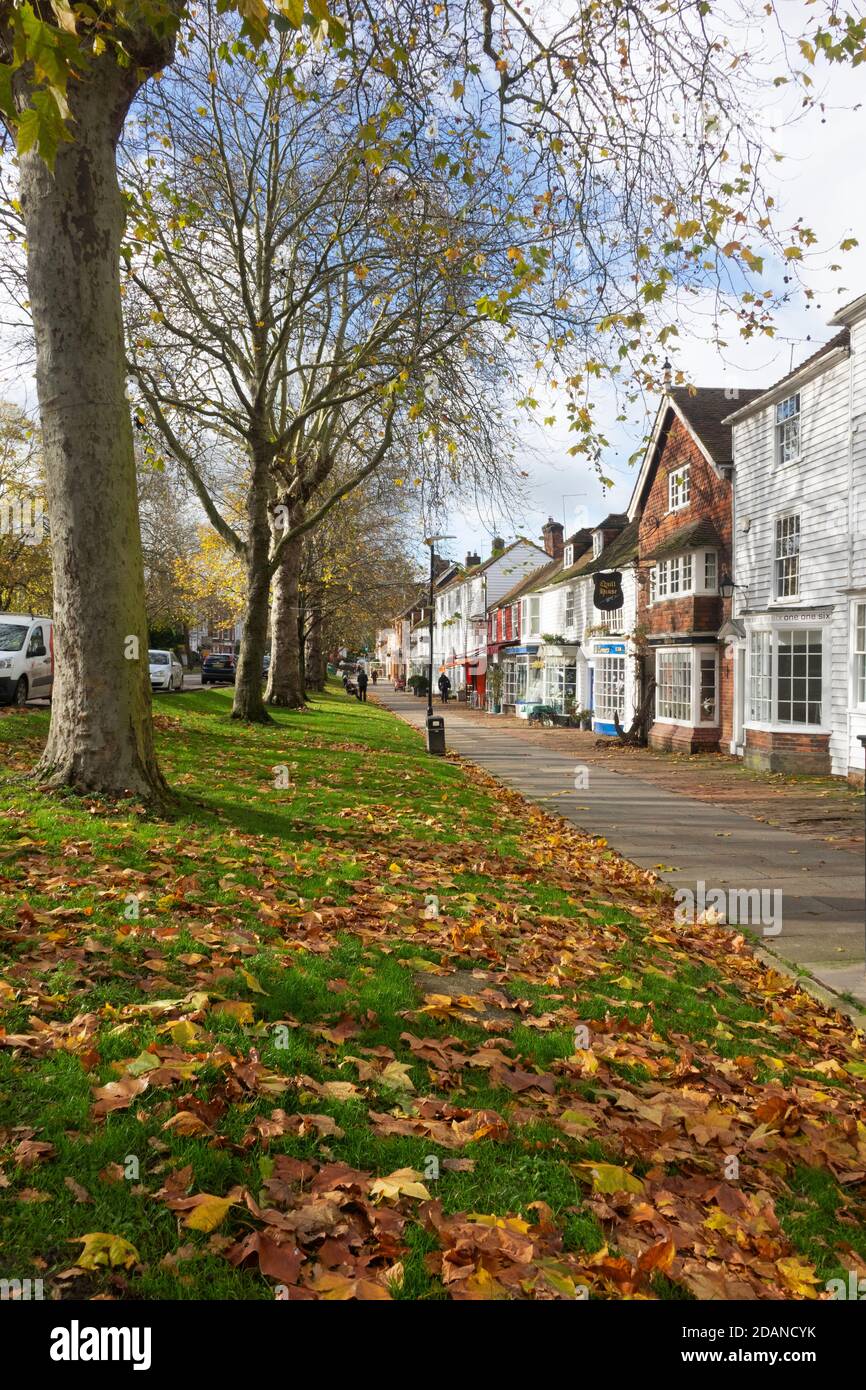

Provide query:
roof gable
left=628, top=386, right=763, bottom=519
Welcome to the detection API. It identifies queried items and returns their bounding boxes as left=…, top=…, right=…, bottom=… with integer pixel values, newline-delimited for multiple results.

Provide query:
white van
left=0, top=614, right=54, bottom=706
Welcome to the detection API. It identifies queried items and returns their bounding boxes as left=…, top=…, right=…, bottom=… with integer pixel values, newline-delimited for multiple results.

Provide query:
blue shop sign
left=596, top=642, right=626, bottom=654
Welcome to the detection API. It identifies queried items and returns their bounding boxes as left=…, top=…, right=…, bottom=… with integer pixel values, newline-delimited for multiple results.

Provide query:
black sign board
left=593, top=570, right=624, bottom=612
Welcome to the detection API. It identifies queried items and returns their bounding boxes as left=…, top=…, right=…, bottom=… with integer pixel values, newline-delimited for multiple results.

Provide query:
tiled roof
left=669, top=386, right=763, bottom=465
left=581, top=518, right=639, bottom=573
left=642, top=518, right=723, bottom=561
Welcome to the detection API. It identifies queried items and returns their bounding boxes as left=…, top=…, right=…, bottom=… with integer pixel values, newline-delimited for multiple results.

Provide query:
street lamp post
left=423, top=533, right=455, bottom=753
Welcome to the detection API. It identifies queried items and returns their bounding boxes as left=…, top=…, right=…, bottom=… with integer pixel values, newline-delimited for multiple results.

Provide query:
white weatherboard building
left=725, top=295, right=866, bottom=780
left=505, top=515, right=640, bottom=732
left=434, top=539, right=547, bottom=702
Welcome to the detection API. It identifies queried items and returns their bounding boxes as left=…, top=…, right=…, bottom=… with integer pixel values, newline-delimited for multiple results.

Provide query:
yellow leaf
left=370, top=1168, right=432, bottom=1202
left=73, top=1233, right=140, bottom=1271
left=577, top=1162, right=644, bottom=1195
left=183, top=1195, right=236, bottom=1232
left=210, top=1000, right=254, bottom=1024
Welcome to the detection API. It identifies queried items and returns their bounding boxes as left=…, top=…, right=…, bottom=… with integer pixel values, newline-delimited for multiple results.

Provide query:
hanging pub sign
left=593, top=570, right=624, bottom=612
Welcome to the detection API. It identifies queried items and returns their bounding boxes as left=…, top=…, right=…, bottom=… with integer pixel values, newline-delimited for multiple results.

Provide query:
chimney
left=542, top=517, right=564, bottom=559
left=491, top=536, right=505, bottom=555
left=465, top=551, right=481, bottom=569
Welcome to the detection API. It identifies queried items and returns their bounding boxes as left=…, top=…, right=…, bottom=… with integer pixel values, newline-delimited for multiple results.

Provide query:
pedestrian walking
left=437, top=672, right=451, bottom=704
left=357, top=667, right=369, bottom=702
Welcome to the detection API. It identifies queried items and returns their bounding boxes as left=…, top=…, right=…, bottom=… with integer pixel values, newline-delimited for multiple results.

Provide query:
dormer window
left=592, top=532, right=603, bottom=559
left=668, top=465, right=690, bottom=511
left=563, top=544, right=574, bottom=568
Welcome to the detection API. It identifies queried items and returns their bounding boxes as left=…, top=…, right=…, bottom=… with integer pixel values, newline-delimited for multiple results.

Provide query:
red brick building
left=630, top=388, right=761, bottom=752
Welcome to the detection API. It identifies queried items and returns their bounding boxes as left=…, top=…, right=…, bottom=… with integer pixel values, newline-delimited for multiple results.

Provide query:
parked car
left=201, top=653, right=236, bottom=685
left=148, top=648, right=184, bottom=692
left=0, top=614, right=54, bottom=706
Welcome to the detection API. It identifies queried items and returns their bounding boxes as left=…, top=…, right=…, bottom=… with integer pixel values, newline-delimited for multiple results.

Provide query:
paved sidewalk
left=373, top=685, right=866, bottom=1007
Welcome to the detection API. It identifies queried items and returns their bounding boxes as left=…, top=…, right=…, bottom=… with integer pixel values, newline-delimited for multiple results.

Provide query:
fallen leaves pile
left=2, top=741, right=866, bottom=1300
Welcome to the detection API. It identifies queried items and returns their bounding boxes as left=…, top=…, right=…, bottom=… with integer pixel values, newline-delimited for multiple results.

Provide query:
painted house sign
left=593, top=570, right=624, bottom=611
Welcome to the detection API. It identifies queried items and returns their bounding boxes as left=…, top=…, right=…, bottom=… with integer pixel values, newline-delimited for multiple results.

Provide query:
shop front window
left=777, top=628, right=822, bottom=725
left=595, top=656, right=626, bottom=723
left=656, top=649, right=692, bottom=722
left=747, top=627, right=823, bottom=727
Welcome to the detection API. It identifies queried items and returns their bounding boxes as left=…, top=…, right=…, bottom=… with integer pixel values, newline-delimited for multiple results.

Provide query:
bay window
left=777, top=629, right=822, bottom=725
left=748, top=631, right=771, bottom=722
left=650, top=550, right=718, bottom=603
left=655, top=646, right=719, bottom=725
left=656, top=650, right=692, bottom=721
left=747, top=626, right=824, bottom=727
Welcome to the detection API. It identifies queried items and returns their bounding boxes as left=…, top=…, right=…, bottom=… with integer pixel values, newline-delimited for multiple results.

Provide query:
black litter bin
left=426, top=714, right=446, bottom=756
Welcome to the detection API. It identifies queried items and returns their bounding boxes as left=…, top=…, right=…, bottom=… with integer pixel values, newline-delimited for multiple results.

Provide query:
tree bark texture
left=265, top=509, right=305, bottom=709
left=17, top=56, right=169, bottom=800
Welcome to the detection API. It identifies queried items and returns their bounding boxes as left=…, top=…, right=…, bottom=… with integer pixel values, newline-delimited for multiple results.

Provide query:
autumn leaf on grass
left=73, top=1233, right=140, bottom=1271
left=636, top=1239, right=676, bottom=1276
left=91, top=1074, right=149, bottom=1116
left=227, top=1231, right=304, bottom=1286
left=209, top=1000, right=255, bottom=1024
left=576, top=1162, right=645, bottom=1195
left=308, top=1271, right=391, bottom=1300
left=167, top=1189, right=243, bottom=1233
left=165, top=1019, right=207, bottom=1047
left=64, top=1177, right=93, bottom=1204
left=379, top=1060, right=415, bottom=1093
left=776, top=1256, right=821, bottom=1299
left=13, top=1139, right=55, bottom=1168
left=369, top=1168, right=432, bottom=1202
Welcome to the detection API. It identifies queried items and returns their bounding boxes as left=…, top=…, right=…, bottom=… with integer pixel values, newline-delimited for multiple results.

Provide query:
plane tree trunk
left=16, top=50, right=172, bottom=802
left=231, top=453, right=272, bottom=723
left=265, top=501, right=305, bottom=709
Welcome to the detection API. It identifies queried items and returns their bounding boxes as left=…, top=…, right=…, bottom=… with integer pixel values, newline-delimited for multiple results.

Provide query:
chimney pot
left=465, top=551, right=481, bottom=569
left=541, top=517, right=564, bottom=559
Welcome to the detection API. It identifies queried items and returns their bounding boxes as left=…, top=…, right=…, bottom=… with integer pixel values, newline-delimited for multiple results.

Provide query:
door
left=26, top=624, right=52, bottom=695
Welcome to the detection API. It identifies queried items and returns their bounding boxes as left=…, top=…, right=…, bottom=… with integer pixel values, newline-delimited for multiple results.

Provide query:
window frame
left=654, top=645, right=720, bottom=726
left=773, top=513, right=801, bottom=600
left=851, top=601, right=866, bottom=710
left=746, top=624, right=826, bottom=731
left=649, top=549, right=718, bottom=605
left=564, top=586, right=575, bottom=630
left=668, top=464, right=691, bottom=512
left=594, top=654, right=626, bottom=723
left=775, top=392, right=801, bottom=466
